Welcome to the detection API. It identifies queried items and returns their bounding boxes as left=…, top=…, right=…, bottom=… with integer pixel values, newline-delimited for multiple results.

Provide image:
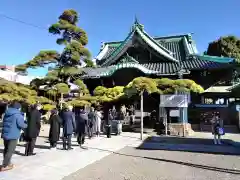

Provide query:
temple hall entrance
left=112, top=68, right=146, bottom=86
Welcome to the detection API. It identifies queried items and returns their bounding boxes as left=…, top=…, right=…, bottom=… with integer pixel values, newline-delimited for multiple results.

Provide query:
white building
left=0, top=67, right=41, bottom=85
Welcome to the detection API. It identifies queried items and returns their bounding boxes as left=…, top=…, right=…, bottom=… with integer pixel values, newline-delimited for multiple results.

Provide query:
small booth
left=159, top=94, right=193, bottom=136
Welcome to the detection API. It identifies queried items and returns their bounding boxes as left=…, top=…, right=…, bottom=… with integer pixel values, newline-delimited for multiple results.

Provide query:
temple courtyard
left=0, top=125, right=240, bottom=180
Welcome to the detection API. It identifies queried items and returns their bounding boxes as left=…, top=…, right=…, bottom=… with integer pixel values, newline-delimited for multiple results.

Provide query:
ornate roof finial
left=100, top=41, right=105, bottom=50
left=134, top=15, right=139, bottom=25
left=131, top=15, right=144, bottom=32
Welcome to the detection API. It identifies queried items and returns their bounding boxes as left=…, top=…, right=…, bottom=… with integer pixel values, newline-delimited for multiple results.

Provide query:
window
left=204, top=98, right=213, bottom=104
left=215, top=98, right=224, bottom=104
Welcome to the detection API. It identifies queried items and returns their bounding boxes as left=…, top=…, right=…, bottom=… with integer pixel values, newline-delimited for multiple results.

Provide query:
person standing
left=25, top=104, right=42, bottom=156
left=48, top=109, right=62, bottom=149
left=1, top=102, right=27, bottom=172
left=118, top=105, right=126, bottom=135
left=211, top=114, right=224, bottom=145
left=87, top=107, right=95, bottom=139
left=128, top=105, right=135, bottom=126
left=106, top=109, right=113, bottom=138
left=120, top=105, right=126, bottom=121
left=95, top=107, right=102, bottom=137
left=150, top=110, right=157, bottom=128
left=61, top=105, right=76, bottom=150
left=111, top=106, right=117, bottom=120
left=75, top=107, right=88, bottom=147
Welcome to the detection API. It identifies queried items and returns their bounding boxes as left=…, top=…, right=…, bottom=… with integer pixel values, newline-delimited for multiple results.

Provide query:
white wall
left=0, top=69, right=40, bottom=85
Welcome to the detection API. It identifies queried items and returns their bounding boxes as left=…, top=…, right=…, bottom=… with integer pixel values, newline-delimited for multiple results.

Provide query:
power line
left=0, top=12, right=48, bottom=31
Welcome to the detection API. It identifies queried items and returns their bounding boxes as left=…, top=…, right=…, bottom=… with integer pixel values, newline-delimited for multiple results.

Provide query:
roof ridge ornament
left=187, top=33, right=193, bottom=43
left=131, top=16, right=144, bottom=32
left=100, top=41, right=105, bottom=50
left=118, top=53, right=139, bottom=64
left=134, top=15, right=139, bottom=24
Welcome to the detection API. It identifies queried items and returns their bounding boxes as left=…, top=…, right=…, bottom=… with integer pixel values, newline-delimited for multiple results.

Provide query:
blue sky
left=0, top=0, right=239, bottom=76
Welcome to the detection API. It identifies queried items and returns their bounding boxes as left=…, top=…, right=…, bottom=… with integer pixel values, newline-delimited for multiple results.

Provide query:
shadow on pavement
left=143, top=136, right=227, bottom=145
left=17, top=144, right=50, bottom=150
left=85, top=146, right=240, bottom=175
left=136, top=136, right=240, bottom=156
left=0, top=148, right=25, bottom=156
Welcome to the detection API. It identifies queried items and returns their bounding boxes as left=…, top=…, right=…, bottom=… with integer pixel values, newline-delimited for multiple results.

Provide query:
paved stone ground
left=192, top=132, right=240, bottom=145
left=193, top=131, right=240, bottom=140
left=0, top=125, right=240, bottom=180
left=63, top=146, right=240, bottom=180
left=0, top=131, right=146, bottom=180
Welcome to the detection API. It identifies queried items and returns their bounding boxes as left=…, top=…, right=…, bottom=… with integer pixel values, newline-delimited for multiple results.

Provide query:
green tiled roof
left=194, top=55, right=234, bottom=63
left=87, top=20, right=235, bottom=79
left=99, top=21, right=178, bottom=67
left=101, top=30, right=135, bottom=66
left=81, top=58, right=232, bottom=79
left=98, top=34, right=188, bottom=65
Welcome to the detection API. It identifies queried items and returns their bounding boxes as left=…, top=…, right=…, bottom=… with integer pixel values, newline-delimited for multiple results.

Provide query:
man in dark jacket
left=106, top=109, right=113, bottom=138
left=61, top=105, right=76, bottom=150
left=24, top=104, right=42, bottom=156
left=75, top=107, right=88, bottom=147
left=1, top=102, right=27, bottom=172
left=88, top=107, right=95, bottom=139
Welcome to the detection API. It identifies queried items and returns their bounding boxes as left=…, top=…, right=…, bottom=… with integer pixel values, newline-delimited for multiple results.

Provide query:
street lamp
left=140, top=90, right=148, bottom=140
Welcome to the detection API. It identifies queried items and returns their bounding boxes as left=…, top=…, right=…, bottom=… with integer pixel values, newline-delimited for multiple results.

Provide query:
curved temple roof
left=81, top=58, right=232, bottom=79
left=84, top=19, right=235, bottom=79
left=99, top=20, right=178, bottom=67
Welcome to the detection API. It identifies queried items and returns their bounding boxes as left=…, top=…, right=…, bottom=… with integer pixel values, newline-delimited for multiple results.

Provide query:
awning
left=202, top=86, right=232, bottom=93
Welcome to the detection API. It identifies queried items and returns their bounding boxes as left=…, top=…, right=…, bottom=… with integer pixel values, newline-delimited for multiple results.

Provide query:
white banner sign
left=160, top=94, right=188, bottom=107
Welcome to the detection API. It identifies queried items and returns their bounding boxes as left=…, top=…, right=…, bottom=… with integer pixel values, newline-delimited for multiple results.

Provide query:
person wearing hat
left=24, top=103, right=42, bottom=156
left=1, top=101, right=27, bottom=172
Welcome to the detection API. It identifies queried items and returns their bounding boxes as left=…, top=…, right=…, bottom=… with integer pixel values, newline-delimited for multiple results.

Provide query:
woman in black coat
left=25, top=104, right=42, bottom=156
left=49, top=109, right=62, bottom=149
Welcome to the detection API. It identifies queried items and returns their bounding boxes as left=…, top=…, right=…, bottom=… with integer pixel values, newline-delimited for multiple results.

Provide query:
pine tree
left=15, top=9, right=93, bottom=100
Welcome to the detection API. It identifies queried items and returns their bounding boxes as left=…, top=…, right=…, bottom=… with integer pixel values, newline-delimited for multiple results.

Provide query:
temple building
left=82, top=19, right=234, bottom=89
left=80, top=19, right=239, bottom=134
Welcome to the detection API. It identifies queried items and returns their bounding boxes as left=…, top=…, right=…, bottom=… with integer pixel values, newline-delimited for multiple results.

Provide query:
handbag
left=19, top=132, right=26, bottom=142
left=217, top=127, right=225, bottom=135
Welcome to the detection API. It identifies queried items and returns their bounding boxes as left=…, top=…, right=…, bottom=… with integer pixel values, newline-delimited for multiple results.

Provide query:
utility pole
left=178, top=68, right=185, bottom=137
left=140, top=91, right=144, bottom=140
